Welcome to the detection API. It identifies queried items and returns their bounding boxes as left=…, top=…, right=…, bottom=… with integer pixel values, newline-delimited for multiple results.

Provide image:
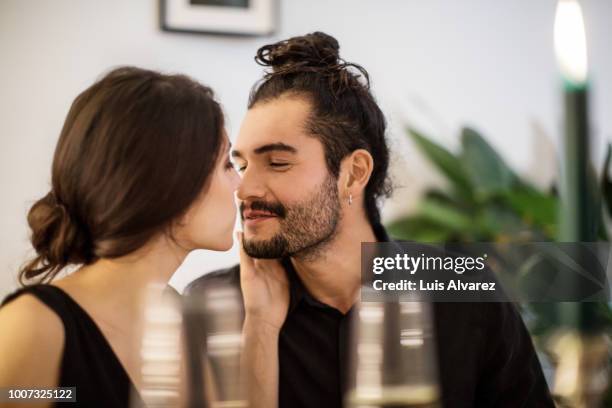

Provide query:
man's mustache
left=240, top=200, right=286, bottom=220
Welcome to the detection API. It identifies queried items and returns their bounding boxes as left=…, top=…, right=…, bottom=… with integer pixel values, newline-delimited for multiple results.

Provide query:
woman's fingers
left=236, top=231, right=255, bottom=273
left=253, top=258, right=286, bottom=282
left=237, top=231, right=287, bottom=289
left=237, top=231, right=283, bottom=276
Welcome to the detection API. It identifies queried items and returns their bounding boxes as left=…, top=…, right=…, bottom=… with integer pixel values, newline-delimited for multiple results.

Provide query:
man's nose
left=236, top=169, right=266, bottom=202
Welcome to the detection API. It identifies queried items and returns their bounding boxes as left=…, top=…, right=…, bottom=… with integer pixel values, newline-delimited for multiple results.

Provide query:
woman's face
left=175, top=136, right=240, bottom=251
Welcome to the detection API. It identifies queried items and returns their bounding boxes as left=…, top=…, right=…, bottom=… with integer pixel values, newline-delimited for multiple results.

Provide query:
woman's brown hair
left=20, top=66, right=225, bottom=284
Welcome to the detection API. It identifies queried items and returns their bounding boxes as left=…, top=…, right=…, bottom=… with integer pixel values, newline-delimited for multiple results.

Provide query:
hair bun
left=256, top=32, right=341, bottom=72
left=21, top=191, right=92, bottom=282
left=255, top=32, right=370, bottom=93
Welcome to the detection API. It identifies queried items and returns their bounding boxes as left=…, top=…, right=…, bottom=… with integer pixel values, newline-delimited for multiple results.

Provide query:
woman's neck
left=51, top=235, right=189, bottom=391
left=54, top=234, right=188, bottom=313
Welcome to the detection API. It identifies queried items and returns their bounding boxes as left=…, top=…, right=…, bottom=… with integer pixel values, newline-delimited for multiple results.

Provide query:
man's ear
left=341, top=149, right=374, bottom=194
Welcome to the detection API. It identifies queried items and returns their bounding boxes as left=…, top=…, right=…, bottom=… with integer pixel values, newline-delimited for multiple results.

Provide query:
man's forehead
left=233, top=109, right=321, bottom=157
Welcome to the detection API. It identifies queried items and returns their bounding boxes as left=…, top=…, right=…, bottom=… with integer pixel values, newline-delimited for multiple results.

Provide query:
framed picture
left=160, top=0, right=278, bottom=36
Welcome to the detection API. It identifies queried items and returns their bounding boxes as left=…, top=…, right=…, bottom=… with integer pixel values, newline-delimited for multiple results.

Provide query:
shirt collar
left=284, top=222, right=391, bottom=315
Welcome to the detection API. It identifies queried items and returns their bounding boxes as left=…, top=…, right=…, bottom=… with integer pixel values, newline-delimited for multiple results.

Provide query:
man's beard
left=241, top=174, right=341, bottom=260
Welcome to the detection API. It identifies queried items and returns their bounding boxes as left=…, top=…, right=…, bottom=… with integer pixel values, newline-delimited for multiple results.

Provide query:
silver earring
left=348, top=193, right=353, bottom=206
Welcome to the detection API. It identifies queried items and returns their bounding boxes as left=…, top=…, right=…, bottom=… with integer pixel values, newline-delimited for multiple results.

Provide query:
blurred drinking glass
left=346, top=288, right=441, bottom=408
left=189, top=282, right=246, bottom=408
left=133, top=282, right=184, bottom=408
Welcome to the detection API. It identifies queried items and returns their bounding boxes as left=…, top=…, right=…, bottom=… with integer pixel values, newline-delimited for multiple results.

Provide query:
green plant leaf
left=407, top=127, right=473, bottom=199
left=474, top=204, right=527, bottom=239
left=386, top=216, right=454, bottom=242
left=503, top=185, right=558, bottom=238
left=460, top=127, right=515, bottom=198
left=422, top=188, right=474, bottom=210
left=602, top=143, right=612, bottom=218
left=419, top=199, right=474, bottom=232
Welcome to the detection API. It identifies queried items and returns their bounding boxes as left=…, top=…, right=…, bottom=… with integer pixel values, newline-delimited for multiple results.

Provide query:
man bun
left=255, top=31, right=369, bottom=92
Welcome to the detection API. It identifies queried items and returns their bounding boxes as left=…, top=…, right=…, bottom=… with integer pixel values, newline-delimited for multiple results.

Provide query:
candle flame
left=554, top=0, right=588, bottom=86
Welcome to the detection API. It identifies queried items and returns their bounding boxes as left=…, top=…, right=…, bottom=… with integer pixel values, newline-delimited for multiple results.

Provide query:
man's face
left=232, top=95, right=342, bottom=259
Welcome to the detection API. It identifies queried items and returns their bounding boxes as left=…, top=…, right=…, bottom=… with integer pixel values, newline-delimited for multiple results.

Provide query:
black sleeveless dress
left=1, top=284, right=145, bottom=407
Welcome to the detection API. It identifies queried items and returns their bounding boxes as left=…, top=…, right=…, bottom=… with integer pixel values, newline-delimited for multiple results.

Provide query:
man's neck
left=290, top=215, right=378, bottom=314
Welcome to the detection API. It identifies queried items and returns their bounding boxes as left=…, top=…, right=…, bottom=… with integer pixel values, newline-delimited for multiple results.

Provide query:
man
left=187, top=32, right=554, bottom=408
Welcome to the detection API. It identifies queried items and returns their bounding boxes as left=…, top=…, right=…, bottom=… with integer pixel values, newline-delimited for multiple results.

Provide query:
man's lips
left=242, top=209, right=279, bottom=225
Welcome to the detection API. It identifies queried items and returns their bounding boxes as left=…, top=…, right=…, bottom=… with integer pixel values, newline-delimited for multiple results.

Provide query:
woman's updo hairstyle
left=20, top=66, right=225, bottom=284
left=249, top=32, right=391, bottom=226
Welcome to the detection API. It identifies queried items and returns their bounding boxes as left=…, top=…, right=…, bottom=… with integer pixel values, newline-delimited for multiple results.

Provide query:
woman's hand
left=237, top=232, right=288, bottom=408
left=237, top=232, right=289, bottom=332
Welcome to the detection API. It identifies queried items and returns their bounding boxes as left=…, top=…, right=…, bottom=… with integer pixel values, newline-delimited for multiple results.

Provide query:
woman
left=0, top=66, right=240, bottom=407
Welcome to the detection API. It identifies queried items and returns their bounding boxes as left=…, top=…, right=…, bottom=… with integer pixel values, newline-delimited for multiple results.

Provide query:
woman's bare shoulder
left=0, top=292, right=64, bottom=387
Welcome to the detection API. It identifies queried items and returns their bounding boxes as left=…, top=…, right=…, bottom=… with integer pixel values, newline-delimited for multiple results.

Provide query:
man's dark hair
left=248, top=31, right=392, bottom=226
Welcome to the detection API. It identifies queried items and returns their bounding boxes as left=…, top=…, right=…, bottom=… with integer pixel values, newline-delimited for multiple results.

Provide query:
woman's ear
left=341, top=149, right=374, bottom=194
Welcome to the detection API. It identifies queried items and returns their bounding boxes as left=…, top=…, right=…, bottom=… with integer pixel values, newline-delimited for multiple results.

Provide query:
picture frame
left=160, top=0, right=278, bottom=36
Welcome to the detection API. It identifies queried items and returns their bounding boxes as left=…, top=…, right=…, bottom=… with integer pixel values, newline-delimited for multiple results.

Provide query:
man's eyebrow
left=231, top=142, right=297, bottom=158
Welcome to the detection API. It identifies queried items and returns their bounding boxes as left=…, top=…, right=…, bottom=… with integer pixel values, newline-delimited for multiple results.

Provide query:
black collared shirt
left=186, top=224, right=554, bottom=408
left=278, top=255, right=355, bottom=406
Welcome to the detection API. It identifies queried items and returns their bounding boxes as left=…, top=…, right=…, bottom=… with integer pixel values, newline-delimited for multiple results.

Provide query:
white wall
left=1, top=0, right=610, bottom=297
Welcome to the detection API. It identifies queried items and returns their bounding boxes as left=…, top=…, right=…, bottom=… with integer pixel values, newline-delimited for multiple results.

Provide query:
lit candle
left=549, top=5, right=607, bottom=404
left=554, top=0, right=598, bottom=329
left=554, top=0, right=588, bottom=90
left=555, top=0, right=596, bottom=243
